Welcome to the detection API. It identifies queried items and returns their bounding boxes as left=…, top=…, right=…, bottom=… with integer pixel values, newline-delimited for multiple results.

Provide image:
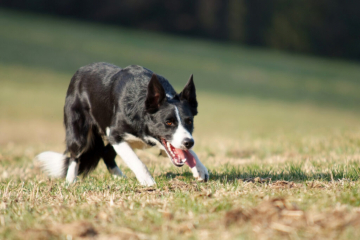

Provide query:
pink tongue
left=174, top=149, right=197, bottom=168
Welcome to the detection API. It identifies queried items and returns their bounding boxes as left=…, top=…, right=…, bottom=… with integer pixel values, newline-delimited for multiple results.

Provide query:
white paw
left=138, top=175, right=156, bottom=186
left=191, top=163, right=209, bottom=182
left=65, top=160, right=78, bottom=184
left=65, top=176, right=77, bottom=184
left=188, top=150, right=209, bottom=182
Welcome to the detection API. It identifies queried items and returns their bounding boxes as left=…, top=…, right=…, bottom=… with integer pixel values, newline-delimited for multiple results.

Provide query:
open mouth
left=161, top=138, right=196, bottom=168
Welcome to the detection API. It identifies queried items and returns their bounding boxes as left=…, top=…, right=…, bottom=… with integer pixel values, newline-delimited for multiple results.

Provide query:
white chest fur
left=123, top=134, right=167, bottom=156
left=123, top=133, right=150, bottom=150
left=106, top=127, right=165, bottom=154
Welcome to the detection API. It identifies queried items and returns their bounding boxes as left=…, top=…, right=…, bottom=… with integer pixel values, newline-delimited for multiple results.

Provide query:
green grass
left=1, top=9, right=360, bottom=108
left=1, top=8, right=360, bottom=239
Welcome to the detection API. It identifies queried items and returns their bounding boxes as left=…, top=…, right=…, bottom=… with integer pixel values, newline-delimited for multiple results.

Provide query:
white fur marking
left=143, top=136, right=165, bottom=150
left=112, top=141, right=156, bottom=186
left=66, top=160, right=79, bottom=183
left=189, top=150, right=209, bottom=181
left=123, top=133, right=144, bottom=142
left=123, top=134, right=165, bottom=150
left=123, top=133, right=148, bottom=149
left=36, top=151, right=66, bottom=178
left=171, top=107, right=193, bottom=149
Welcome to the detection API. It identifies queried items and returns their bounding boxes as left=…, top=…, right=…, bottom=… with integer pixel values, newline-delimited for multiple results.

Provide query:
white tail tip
left=36, top=151, right=66, bottom=178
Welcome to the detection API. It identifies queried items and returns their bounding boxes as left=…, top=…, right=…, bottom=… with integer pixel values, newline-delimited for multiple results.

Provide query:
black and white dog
left=37, top=62, right=209, bottom=186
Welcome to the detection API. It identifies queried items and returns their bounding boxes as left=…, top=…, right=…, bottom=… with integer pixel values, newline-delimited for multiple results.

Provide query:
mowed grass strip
left=1, top=9, right=360, bottom=239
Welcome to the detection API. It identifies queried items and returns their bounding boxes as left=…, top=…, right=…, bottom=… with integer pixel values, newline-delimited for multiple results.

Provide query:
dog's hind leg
left=102, top=144, right=126, bottom=178
left=66, top=158, right=79, bottom=183
left=65, top=130, right=105, bottom=183
left=64, top=96, right=98, bottom=183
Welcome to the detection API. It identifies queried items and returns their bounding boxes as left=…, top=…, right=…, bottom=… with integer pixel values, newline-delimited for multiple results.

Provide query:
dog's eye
left=186, top=119, right=193, bottom=125
left=165, top=120, right=174, bottom=126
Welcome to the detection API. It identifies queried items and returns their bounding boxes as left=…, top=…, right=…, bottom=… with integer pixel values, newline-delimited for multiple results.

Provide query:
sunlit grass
left=1, top=9, right=360, bottom=239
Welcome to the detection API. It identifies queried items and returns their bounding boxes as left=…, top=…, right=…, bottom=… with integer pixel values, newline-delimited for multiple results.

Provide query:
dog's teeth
left=182, top=158, right=187, bottom=163
left=167, top=142, right=170, bottom=148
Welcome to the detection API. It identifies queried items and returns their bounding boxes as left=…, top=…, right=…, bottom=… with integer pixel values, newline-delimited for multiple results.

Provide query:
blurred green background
left=0, top=7, right=359, bottom=148
left=1, top=1, right=359, bottom=60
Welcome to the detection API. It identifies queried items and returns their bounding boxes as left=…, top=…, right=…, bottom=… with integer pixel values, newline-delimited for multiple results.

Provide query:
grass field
left=1, top=9, right=360, bottom=239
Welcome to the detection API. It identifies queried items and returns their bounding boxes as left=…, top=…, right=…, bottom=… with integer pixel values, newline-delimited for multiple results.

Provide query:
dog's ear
left=180, top=74, right=198, bottom=115
left=145, top=73, right=166, bottom=113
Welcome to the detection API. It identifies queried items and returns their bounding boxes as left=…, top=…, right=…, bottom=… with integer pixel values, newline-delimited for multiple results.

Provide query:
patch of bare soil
left=240, top=177, right=271, bottom=183
left=22, top=229, right=56, bottom=240
left=270, top=180, right=301, bottom=189
left=165, top=178, right=202, bottom=192
left=239, top=178, right=303, bottom=189
left=21, top=221, right=97, bottom=240
left=225, top=198, right=360, bottom=238
left=22, top=221, right=141, bottom=240
left=52, top=221, right=98, bottom=238
left=307, top=180, right=327, bottom=189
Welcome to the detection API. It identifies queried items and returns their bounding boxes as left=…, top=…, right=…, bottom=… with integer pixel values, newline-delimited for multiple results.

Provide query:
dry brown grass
left=2, top=130, right=360, bottom=239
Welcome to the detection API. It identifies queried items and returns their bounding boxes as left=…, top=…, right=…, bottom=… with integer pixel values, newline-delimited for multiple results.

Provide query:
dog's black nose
left=183, top=138, right=194, bottom=149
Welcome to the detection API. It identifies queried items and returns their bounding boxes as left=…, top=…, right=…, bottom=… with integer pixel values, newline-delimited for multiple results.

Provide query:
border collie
left=36, top=62, right=209, bottom=186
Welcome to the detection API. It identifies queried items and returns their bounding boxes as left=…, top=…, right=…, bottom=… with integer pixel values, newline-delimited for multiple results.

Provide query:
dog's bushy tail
left=36, top=151, right=70, bottom=178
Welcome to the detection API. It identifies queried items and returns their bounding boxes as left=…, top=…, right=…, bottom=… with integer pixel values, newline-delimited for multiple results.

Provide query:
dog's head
left=145, top=73, right=198, bottom=168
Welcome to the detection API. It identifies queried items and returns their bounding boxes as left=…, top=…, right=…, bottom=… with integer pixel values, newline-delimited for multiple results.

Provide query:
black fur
left=62, top=62, right=197, bottom=176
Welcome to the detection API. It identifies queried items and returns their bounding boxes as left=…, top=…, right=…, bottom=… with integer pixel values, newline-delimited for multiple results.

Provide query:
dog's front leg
left=112, top=141, right=156, bottom=186
left=189, top=150, right=209, bottom=182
